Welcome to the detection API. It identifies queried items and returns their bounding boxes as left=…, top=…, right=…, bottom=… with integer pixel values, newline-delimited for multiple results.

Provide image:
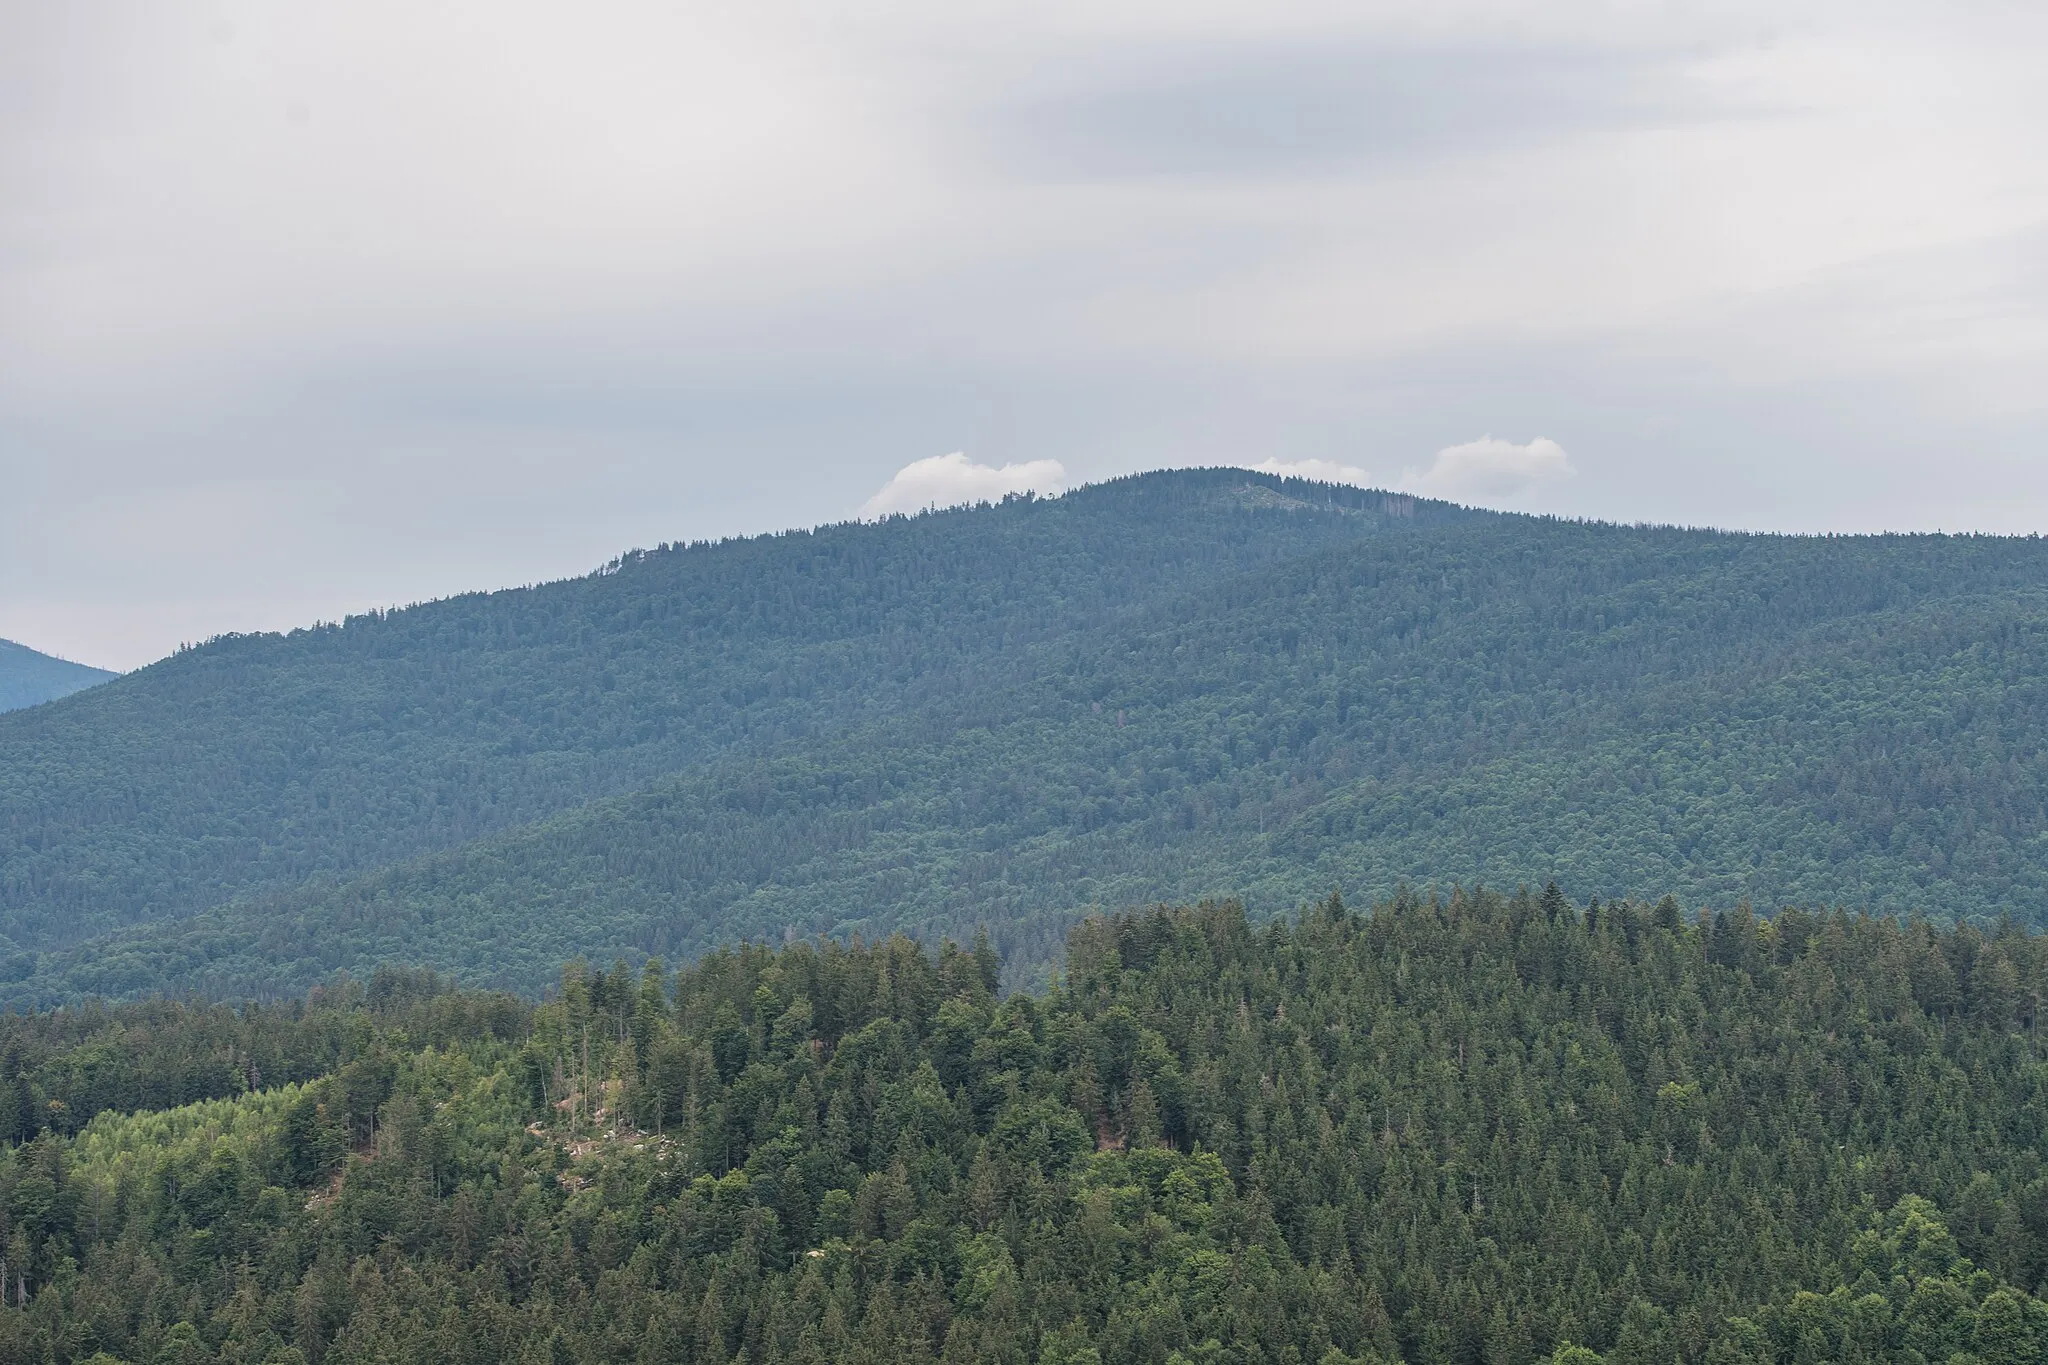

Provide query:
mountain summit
left=0, top=638, right=115, bottom=714
left=6, top=468, right=2048, bottom=1001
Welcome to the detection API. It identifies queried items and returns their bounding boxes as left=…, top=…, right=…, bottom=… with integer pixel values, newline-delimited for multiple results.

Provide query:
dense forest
left=0, top=895, right=2044, bottom=1364
left=12, top=470, right=2048, bottom=1000
left=0, top=474, right=1463, bottom=997
left=0, top=642, right=111, bottom=716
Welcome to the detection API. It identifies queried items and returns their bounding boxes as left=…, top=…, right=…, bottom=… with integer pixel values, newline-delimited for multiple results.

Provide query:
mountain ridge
left=0, top=637, right=115, bottom=713
left=9, top=472, right=2048, bottom=1001
left=0, top=471, right=1470, bottom=979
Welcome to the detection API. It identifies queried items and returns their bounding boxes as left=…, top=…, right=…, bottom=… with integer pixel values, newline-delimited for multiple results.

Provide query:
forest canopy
left=0, top=892, right=2043, bottom=1365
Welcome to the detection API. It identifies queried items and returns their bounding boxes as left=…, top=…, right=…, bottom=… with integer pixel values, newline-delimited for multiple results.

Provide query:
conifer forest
left=4, top=473, right=2048, bottom=1363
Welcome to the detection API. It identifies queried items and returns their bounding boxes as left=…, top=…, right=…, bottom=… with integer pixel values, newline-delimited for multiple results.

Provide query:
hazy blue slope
left=0, top=639, right=115, bottom=713
left=19, top=516, right=2048, bottom=1003
left=0, top=471, right=1470, bottom=953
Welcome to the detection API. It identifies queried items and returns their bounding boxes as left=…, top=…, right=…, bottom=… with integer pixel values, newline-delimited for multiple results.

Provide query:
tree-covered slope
left=13, top=471, right=2048, bottom=1002
left=1, top=897, right=2046, bottom=1365
left=17, top=514, right=2048, bottom=1003
left=0, top=473, right=1464, bottom=957
left=0, top=639, right=113, bottom=714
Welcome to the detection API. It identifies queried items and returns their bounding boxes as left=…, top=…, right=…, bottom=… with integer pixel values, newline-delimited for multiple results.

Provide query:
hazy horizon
left=22, top=460, right=2048, bottom=677
left=8, top=2, right=2047, bottom=670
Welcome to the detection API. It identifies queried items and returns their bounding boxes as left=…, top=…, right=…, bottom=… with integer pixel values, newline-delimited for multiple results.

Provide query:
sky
left=5, top=2, right=2048, bottom=671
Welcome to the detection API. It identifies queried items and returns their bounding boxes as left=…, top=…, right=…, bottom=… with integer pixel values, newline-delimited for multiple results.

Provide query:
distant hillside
left=8, top=469, right=2048, bottom=1001
left=0, top=638, right=114, bottom=713
left=0, top=472, right=1467, bottom=988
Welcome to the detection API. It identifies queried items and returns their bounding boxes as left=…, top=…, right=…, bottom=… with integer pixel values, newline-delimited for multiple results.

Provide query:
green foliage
left=0, top=897, right=2043, bottom=1364
left=0, top=967, right=529, bottom=1141
left=15, top=474, right=2048, bottom=999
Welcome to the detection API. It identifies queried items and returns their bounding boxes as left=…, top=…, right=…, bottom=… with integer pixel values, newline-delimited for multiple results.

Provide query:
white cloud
left=1402, top=436, right=1575, bottom=502
left=1248, top=458, right=1375, bottom=487
left=10, top=4, right=2048, bottom=664
left=860, top=453, right=1068, bottom=518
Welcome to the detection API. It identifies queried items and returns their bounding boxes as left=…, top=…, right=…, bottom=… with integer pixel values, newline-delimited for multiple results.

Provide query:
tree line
left=0, top=891, right=2043, bottom=1363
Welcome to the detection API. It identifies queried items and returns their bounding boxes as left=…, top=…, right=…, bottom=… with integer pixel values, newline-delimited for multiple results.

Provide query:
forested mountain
left=0, top=640, right=112, bottom=714
left=9, top=468, right=2048, bottom=1001
left=0, top=474, right=1462, bottom=996
left=1, top=897, right=2045, bottom=1364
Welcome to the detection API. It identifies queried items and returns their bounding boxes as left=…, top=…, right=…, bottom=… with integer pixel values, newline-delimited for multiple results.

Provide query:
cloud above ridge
left=1249, top=458, right=1375, bottom=487
left=860, top=454, right=1068, bottom=518
left=1403, top=437, right=1575, bottom=503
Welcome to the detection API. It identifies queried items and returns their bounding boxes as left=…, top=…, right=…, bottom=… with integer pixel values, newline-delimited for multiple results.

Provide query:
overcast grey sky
left=5, top=1, right=2047, bottom=670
